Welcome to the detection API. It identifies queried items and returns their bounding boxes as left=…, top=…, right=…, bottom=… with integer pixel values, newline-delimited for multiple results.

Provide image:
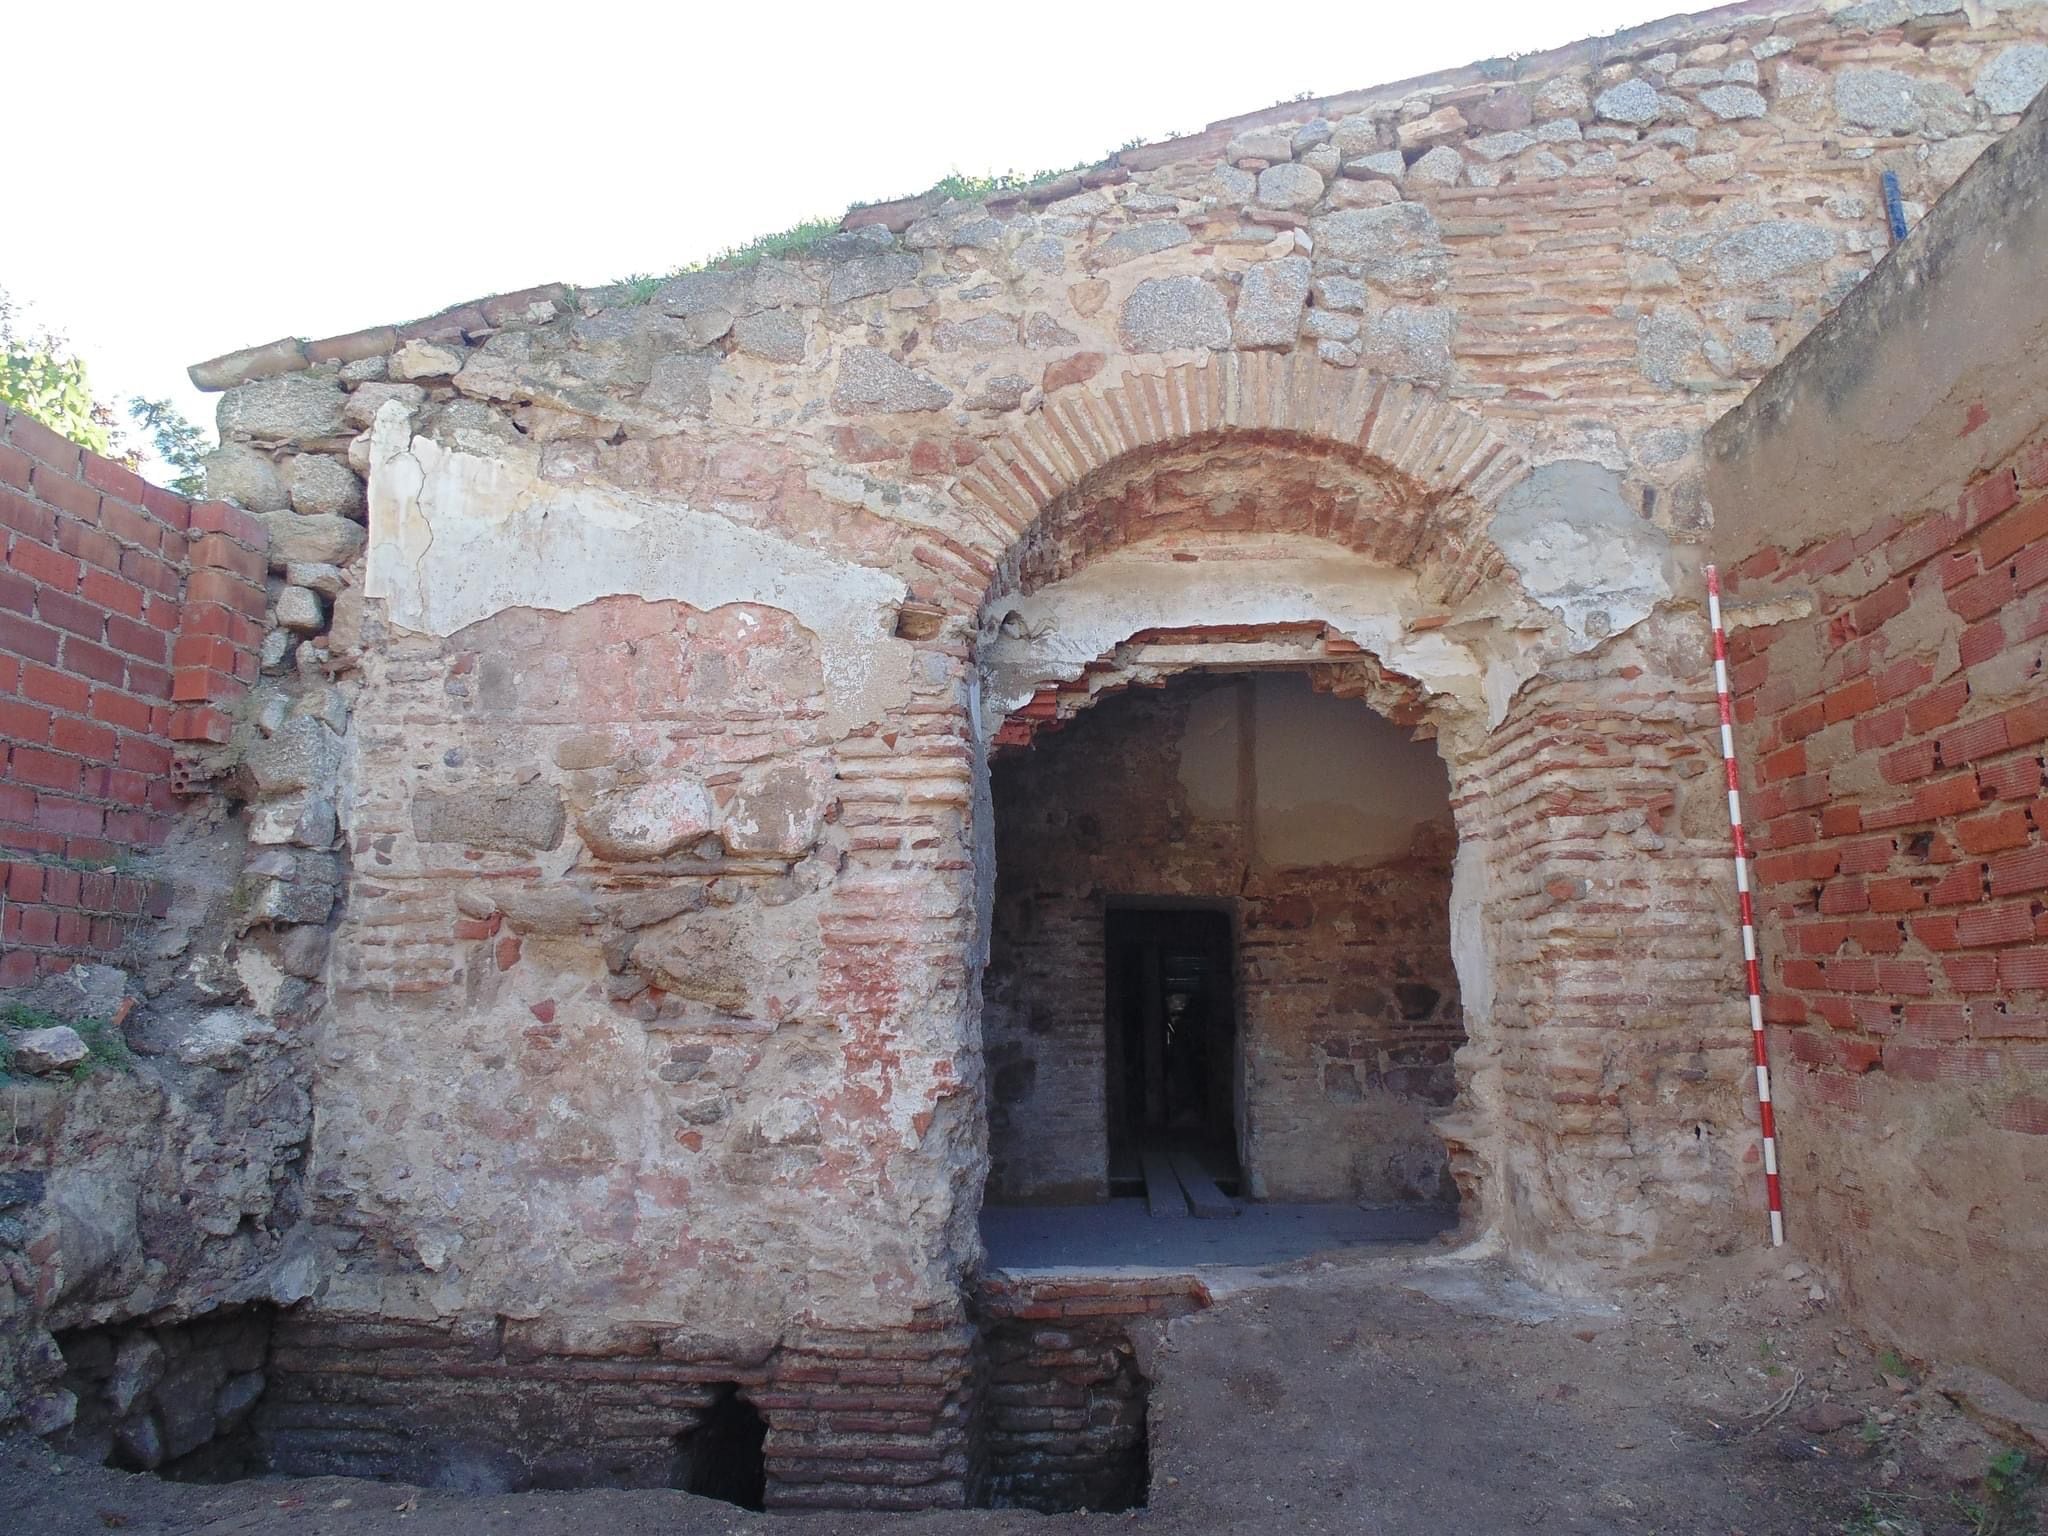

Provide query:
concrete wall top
left=1706, top=89, right=2048, bottom=558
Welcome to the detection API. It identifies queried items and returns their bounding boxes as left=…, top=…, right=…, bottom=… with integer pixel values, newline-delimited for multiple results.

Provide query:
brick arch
left=959, top=352, right=1560, bottom=1262
left=952, top=350, right=1533, bottom=606
left=990, top=621, right=1437, bottom=758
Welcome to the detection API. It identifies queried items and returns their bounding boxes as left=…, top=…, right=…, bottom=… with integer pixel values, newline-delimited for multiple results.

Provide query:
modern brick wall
left=1705, top=89, right=2048, bottom=1396
left=1726, top=435, right=2048, bottom=1115
left=0, top=408, right=268, bottom=982
left=1715, top=425, right=2048, bottom=1396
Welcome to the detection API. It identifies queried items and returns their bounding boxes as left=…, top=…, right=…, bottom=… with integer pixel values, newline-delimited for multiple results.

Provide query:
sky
left=8, top=0, right=1698, bottom=482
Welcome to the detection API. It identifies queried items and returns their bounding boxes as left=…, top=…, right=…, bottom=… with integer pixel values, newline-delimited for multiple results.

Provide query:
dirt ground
left=4, top=1245, right=2040, bottom=1536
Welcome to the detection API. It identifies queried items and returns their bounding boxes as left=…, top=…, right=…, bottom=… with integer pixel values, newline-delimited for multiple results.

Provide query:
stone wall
left=307, top=586, right=970, bottom=1341
left=986, top=671, right=1462, bottom=1203
left=48, top=1308, right=275, bottom=1477
left=1706, top=89, right=2048, bottom=1395
left=139, top=0, right=2048, bottom=1502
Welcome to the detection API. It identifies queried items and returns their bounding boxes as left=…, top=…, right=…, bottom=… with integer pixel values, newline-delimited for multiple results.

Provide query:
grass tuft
left=0, top=1001, right=132, bottom=1083
left=591, top=138, right=1147, bottom=304
left=694, top=215, right=848, bottom=272
left=1963, top=1449, right=2038, bottom=1536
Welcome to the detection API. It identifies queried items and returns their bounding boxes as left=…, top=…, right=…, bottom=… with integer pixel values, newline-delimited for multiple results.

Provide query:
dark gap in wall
left=984, top=668, right=1465, bottom=1207
left=1106, top=904, right=1241, bottom=1196
left=49, top=1304, right=279, bottom=1482
left=672, top=1382, right=768, bottom=1510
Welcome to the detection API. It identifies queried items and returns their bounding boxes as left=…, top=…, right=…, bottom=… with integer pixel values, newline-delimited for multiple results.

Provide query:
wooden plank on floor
left=1141, top=1146, right=1189, bottom=1218
left=1168, top=1148, right=1238, bottom=1219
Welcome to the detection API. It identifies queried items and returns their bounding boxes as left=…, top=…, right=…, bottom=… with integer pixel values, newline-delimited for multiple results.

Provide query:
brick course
left=257, top=1307, right=979, bottom=1509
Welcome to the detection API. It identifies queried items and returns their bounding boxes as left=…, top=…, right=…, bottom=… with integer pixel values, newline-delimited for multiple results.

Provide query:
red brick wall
left=1725, top=432, right=2048, bottom=1124
left=1718, top=424, right=2048, bottom=1392
left=0, top=408, right=269, bottom=982
left=1702, top=86, right=2048, bottom=1394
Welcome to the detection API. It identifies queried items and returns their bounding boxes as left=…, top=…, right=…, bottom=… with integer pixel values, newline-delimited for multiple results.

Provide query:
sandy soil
left=4, top=1246, right=2038, bottom=1536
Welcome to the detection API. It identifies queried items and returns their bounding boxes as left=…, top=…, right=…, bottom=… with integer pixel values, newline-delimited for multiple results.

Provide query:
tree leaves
left=2, top=283, right=212, bottom=489
left=0, top=341, right=116, bottom=454
left=126, top=396, right=208, bottom=496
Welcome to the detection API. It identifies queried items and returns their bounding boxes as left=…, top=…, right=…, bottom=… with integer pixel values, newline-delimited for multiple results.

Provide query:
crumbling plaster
left=149, top=0, right=2048, bottom=1418
left=363, top=402, right=911, bottom=737
left=979, top=545, right=1528, bottom=733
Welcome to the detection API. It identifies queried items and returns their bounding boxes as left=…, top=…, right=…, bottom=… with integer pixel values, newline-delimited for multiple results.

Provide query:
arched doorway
left=982, top=665, right=1464, bottom=1212
left=955, top=356, right=1752, bottom=1280
left=954, top=366, right=1533, bottom=1246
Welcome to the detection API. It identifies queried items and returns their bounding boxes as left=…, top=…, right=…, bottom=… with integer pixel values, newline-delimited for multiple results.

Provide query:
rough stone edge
left=185, top=2, right=1833, bottom=393
left=1112, top=0, right=1820, bottom=171
left=188, top=285, right=570, bottom=393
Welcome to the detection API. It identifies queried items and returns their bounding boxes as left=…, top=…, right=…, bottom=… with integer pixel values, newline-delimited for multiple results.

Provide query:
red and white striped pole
left=1705, top=564, right=1786, bottom=1248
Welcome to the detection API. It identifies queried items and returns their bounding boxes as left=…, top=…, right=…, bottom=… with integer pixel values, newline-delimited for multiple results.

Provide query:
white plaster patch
left=722, top=759, right=831, bottom=858
left=581, top=778, right=716, bottom=861
left=805, top=464, right=990, bottom=540
left=365, top=401, right=911, bottom=733
left=233, top=946, right=291, bottom=1017
left=1721, top=591, right=1816, bottom=629
left=1489, top=461, right=1676, bottom=653
left=1448, top=836, right=1495, bottom=1040
left=978, top=539, right=1531, bottom=733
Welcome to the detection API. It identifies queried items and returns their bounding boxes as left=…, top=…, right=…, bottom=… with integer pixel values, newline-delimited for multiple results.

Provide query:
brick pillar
left=1449, top=655, right=1749, bottom=1273
left=169, top=502, right=269, bottom=744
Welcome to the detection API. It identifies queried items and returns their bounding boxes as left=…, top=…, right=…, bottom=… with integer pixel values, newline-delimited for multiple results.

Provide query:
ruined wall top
left=120, top=0, right=2048, bottom=1351
left=1707, top=87, right=2048, bottom=558
left=180, top=0, right=2048, bottom=710
left=190, top=0, right=2048, bottom=398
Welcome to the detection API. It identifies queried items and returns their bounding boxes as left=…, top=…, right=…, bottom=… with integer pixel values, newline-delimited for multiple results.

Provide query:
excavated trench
left=973, top=1306, right=1151, bottom=1513
left=44, top=1278, right=1175, bottom=1515
left=25, top=1251, right=2016, bottom=1536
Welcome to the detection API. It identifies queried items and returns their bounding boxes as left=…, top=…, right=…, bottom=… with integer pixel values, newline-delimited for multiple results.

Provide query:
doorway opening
left=980, top=662, right=1466, bottom=1246
left=1105, top=905, right=1241, bottom=1208
left=672, top=1383, right=767, bottom=1510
